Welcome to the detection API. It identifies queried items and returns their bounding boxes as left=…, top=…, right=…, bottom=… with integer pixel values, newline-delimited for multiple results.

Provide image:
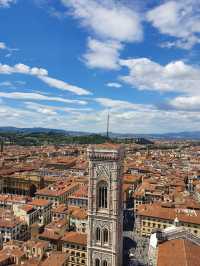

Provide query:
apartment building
left=62, top=231, right=87, bottom=266
left=0, top=210, right=29, bottom=242
left=67, top=186, right=88, bottom=208
left=69, top=207, right=87, bottom=233
left=35, top=181, right=80, bottom=207
left=136, top=203, right=200, bottom=237
left=30, top=199, right=52, bottom=226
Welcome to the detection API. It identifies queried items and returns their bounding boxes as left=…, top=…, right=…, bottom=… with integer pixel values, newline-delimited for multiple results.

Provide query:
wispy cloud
left=0, top=63, right=91, bottom=95
left=106, top=82, right=122, bottom=88
left=0, top=41, right=18, bottom=58
left=24, top=101, right=92, bottom=115
left=146, top=0, right=200, bottom=49
left=0, top=92, right=87, bottom=105
left=0, top=0, right=16, bottom=8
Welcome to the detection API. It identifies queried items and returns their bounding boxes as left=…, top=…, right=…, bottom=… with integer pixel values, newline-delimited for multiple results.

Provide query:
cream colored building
left=136, top=203, right=200, bottom=237
left=62, top=231, right=87, bottom=266
left=13, top=204, right=39, bottom=226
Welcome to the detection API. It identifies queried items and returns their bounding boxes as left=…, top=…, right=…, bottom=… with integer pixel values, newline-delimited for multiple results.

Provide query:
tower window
left=98, top=182, right=108, bottom=209
left=95, top=258, right=100, bottom=266
left=103, top=260, right=108, bottom=266
left=96, top=227, right=101, bottom=242
left=103, top=228, right=109, bottom=244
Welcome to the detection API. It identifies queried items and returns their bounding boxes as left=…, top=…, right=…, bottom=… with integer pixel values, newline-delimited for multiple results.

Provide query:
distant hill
left=0, top=127, right=200, bottom=140
left=0, top=127, right=89, bottom=136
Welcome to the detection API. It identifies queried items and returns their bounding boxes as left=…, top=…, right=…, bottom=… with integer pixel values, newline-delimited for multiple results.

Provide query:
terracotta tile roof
left=138, top=203, right=200, bottom=225
left=30, top=199, right=51, bottom=207
left=68, top=185, right=88, bottom=199
left=36, top=181, right=79, bottom=197
left=41, top=252, right=69, bottom=266
left=71, top=208, right=87, bottom=220
left=62, top=231, right=87, bottom=246
left=39, top=230, right=62, bottom=241
left=157, top=239, right=200, bottom=266
left=89, top=143, right=122, bottom=150
left=21, top=204, right=35, bottom=213
left=52, top=204, right=68, bottom=214
left=123, top=174, right=142, bottom=183
left=25, top=239, right=49, bottom=249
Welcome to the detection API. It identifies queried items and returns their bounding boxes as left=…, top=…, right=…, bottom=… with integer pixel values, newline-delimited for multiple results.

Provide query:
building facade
left=87, top=144, right=124, bottom=266
left=136, top=203, right=200, bottom=237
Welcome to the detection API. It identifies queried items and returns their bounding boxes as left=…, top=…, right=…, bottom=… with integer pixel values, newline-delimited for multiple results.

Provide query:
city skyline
left=0, top=0, right=200, bottom=133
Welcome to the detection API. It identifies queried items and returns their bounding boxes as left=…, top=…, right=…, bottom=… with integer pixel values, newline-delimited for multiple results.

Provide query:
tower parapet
left=87, top=143, right=124, bottom=161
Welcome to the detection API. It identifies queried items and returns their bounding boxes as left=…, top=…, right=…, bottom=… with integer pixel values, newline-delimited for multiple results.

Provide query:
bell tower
left=87, top=144, right=124, bottom=266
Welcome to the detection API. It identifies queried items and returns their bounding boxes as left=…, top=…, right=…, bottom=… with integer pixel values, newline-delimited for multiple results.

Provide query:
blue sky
left=0, top=0, right=200, bottom=133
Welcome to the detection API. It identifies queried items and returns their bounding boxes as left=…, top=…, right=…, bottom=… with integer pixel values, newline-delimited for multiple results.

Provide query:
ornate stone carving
left=96, top=164, right=111, bottom=178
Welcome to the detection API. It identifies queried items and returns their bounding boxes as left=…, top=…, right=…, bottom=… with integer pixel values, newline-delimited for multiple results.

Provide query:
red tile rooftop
left=157, top=239, right=200, bottom=266
left=68, top=185, right=88, bottom=199
left=62, top=231, right=87, bottom=246
left=30, top=199, right=51, bottom=206
left=36, top=182, right=79, bottom=197
left=41, top=252, right=68, bottom=266
left=0, top=217, right=21, bottom=228
left=88, top=143, right=123, bottom=150
left=138, top=203, right=200, bottom=225
left=71, top=207, right=87, bottom=220
left=39, top=230, right=62, bottom=240
left=25, top=239, right=49, bottom=249
left=52, top=204, right=68, bottom=213
left=21, top=204, right=35, bottom=213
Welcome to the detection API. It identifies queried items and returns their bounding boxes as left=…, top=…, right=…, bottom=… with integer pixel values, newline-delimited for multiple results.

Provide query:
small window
left=103, top=260, right=108, bottom=266
left=103, top=228, right=108, bottom=244
left=98, top=182, right=108, bottom=209
left=95, top=258, right=100, bottom=266
left=96, top=227, right=101, bottom=242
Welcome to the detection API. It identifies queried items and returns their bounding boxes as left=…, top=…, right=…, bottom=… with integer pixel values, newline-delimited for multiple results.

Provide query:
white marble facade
left=87, top=145, right=124, bottom=266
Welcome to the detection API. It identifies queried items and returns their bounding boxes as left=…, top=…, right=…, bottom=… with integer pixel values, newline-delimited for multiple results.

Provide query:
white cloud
left=0, top=80, right=26, bottom=88
left=0, top=63, right=47, bottom=75
left=95, top=97, right=153, bottom=111
left=1, top=97, right=200, bottom=133
left=24, top=102, right=57, bottom=116
left=0, top=42, right=6, bottom=49
left=120, top=58, right=200, bottom=95
left=39, top=76, right=91, bottom=95
left=0, top=0, right=15, bottom=8
left=71, top=101, right=200, bottom=133
left=62, top=0, right=143, bottom=42
left=62, top=0, right=143, bottom=70
left=0, top=63, right=91, bottom=95
left=0, top=92, right=87, bottom=105
left=0, top=81, right=13, bottom=87
left=106, top=82, right=122, bottom=88
left=0, top=42, right=19, bottom=57
left=24, top=101, right=92, bottom=115
left=146, top=0, right=200, bottom=49
left=83, top=38, right=122, bottom=70
left=170, top=95, right=200, bottom=111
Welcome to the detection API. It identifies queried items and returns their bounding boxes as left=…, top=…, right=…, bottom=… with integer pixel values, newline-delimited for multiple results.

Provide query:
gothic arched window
left=103, top=260, right=108, bottom=266
left=103, top=228, right=109, bottom=244
left=98, top=182, right=108, bottom=209
left=95, top=258, right=100, bottom=266
left=96, top=227, right=101, bottom=242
